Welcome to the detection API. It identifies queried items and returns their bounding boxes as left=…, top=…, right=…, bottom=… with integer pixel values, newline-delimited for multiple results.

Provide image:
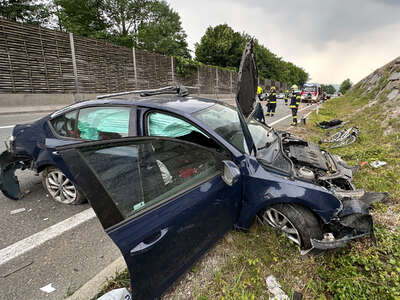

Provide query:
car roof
left=50, top=95, right=220, bottom=118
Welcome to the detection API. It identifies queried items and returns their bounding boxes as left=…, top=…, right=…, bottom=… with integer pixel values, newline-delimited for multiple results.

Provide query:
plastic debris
left=360, top=161, right=368, bottom=168
left=10, top=208, right=26, bottom=215
left=40, top=283, right=56, bottom=293
left=97, top=288, right=132, bottom=300
left=43, top=218, right=49, bottom=221
left=371, top=161, right=387, bottom=168
left=265, top=275, right=289, bottom=300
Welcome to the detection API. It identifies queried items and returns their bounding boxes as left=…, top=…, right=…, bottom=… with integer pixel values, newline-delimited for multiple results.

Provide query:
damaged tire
left=259, top=204, right=322, bottom=249
left=42, top=166, right=86, bottom=205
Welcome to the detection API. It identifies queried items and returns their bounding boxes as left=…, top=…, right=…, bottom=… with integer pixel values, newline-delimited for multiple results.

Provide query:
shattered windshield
left=248, top=119, right=291, bottom=173
left=193, top=104, right=248, bottom=154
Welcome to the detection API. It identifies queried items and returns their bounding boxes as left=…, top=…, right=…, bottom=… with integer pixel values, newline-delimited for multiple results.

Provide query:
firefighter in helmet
left=266, top=86, right=277, bottom=117
left=257, top=85, right=263, bottom=101
left=290, top=84, right=301, bottom=125
left=284, top=88, right=289, bottom=105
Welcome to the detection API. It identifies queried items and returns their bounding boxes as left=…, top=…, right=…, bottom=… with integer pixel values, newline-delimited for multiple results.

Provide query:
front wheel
left=259, top=204, right=323, bottom=249
left=42, top=167, right=86, bottom=205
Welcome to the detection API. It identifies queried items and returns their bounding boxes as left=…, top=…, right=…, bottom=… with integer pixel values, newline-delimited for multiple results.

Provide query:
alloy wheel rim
left=45, top=170, right=77, bottom=204
left=262, top=208, right=301, bottom=246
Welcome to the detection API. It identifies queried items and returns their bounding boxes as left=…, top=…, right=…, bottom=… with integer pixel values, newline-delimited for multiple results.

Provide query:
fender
left=235, top=164, right=342, bottom=229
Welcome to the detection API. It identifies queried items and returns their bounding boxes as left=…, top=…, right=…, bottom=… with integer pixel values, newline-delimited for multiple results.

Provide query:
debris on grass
left=370, top=161, right=387, bottom=168
left=97, top=288, right=131, bottom=300
left=265, top=275, right=289, bottom=300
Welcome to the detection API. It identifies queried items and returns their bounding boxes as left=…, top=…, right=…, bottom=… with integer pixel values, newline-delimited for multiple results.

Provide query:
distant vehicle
left=301, top=83, right=322, bottom=102
left=277, top=93, right=285, bottom=99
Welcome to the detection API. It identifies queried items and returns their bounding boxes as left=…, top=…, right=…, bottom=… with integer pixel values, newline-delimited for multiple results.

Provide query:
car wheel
left=259, top=204, right=322, bottom=249
left=42, top=166, right=86, bottom=205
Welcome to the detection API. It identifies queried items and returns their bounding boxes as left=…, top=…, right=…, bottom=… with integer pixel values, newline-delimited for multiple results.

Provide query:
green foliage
left=321, top=84, right=336, bottom=95
left=175, top=56, right=201, bottom=78
left=0, top=0, right=51, bottom=24
left=194, top=24, right=245, bottom=69
left=136, top=1, right=190, bottom=58
left=315, top=228, right=400, bottom=299
left=54, top=0, right=191, bottom=57
left=195, top=24, right=309, bottom=86
left=339, top=78, right=352, bottom=94
left=55, top=0, right=108, bottom=37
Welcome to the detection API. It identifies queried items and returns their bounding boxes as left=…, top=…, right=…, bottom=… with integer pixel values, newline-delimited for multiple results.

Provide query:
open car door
left=235, top=40, right=262, bottom=156
left=57, top=137, right=242, bottom=299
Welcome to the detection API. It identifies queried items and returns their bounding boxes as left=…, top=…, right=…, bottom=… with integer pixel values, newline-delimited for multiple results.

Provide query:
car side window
left=50, top=110, right=78, bottom=138
left=79, top=139, right=221, bottom=219
left=77, top=107, right=130, bottom=140
left=148, top=112, right=201, bottom=137
left=147, top=112, right=223, bottom=150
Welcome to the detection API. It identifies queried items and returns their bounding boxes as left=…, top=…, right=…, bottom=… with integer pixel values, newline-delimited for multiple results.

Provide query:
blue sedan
left=0, top=42, right=379, bottom=299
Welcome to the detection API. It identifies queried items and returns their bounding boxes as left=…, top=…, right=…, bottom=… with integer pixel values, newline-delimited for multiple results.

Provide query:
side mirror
left=221, top=160, right=240, bottom=186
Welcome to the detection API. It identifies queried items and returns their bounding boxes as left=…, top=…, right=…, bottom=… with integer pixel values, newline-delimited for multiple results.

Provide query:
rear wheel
left=259, top=204, right=322, bottom=249
left=42, top=166, right=85, bottom=205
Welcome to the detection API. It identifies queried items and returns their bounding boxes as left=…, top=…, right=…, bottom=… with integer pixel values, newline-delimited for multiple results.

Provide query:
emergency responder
left=257, top=85, right=263, bottom=101
left=290, top=84, right=301, bottom=125
left=284, top=88, right=289, bottom=105
left=266, top=86, right=277, bottom=117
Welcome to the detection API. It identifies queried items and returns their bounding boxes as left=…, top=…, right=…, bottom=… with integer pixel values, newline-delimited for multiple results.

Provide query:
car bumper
left=0, top=150, right=31, bottom=200
left=310, top=192, right=388, bottom=250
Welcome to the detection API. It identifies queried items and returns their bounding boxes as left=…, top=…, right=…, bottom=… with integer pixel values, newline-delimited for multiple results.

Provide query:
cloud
left=168, top=0, right=400, bottom=83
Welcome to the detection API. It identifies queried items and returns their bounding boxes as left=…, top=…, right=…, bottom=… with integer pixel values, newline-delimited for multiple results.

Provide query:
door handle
left=130, top=228, right=168, bottom=256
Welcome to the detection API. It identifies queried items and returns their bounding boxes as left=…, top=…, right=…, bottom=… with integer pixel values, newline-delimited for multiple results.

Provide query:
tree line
left=0, top=0, right=309, bottom=86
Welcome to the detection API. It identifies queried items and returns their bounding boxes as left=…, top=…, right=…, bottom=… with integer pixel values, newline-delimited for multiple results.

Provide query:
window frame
left=144, top=109, right=232, bottom=157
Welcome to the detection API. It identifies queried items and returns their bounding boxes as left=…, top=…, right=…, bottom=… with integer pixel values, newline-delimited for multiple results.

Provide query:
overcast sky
left=168, top=0, right=400, bottom=84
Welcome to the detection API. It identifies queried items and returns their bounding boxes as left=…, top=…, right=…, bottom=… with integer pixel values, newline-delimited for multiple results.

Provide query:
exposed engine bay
left=281, top=133, right=356, bottom=194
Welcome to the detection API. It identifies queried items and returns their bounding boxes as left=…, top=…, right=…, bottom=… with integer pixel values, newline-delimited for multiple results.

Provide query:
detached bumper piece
left=0, top=151, right=29, bottom=200
left=311, top=192, right=389, bottom=250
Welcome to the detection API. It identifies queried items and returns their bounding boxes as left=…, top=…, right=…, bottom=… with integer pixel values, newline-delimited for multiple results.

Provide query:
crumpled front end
left=0, top=150, right=31, bottom=200
left=310, top=192, right=388, bottom=250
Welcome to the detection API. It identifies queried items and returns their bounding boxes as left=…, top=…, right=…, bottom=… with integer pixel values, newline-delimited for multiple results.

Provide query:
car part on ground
left=317, top=119, right=346, bottom=129
left=320, top=127, right=359, bottom=148
left=42, top=166, right=85, bottom=205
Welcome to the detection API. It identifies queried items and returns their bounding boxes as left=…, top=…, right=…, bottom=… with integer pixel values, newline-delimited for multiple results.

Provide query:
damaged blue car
left=0, top=41, right=383, bottom=299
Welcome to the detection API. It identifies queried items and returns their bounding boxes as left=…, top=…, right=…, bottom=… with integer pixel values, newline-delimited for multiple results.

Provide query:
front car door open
left=57, top=137, right=241, bottom=299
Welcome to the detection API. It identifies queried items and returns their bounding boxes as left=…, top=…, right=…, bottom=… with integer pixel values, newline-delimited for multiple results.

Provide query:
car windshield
left=248, top=119, right=292, bottom=172
left=193, top=103, right=248, bottom=153
left=303, top=86, right=316, bottom=92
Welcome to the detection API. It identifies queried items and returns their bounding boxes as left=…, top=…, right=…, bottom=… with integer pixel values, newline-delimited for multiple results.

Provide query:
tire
left=42, top=166, right=86, bottom=205
left=259, top=204, right=323, bottom=249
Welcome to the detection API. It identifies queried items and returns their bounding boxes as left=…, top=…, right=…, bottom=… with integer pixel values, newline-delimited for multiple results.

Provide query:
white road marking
left=0, top=208, right=95, bottom=266
left=269, top=104, right=315, bottom=126
left=0, top=125, right=15, bottom=129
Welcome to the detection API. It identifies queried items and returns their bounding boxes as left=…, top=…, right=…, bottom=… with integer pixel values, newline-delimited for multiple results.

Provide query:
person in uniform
left=284, top=88, right=289, bottom=105
left=290, top=84, right=301, bottom=125
left=266, top=86, right=277, bottom=117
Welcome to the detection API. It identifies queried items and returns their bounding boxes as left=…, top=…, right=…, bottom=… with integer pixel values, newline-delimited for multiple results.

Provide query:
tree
left=195, top=24, right=308, bottom=86
left=55, top=0, right=190, bottom=57
left=136, top=1, right=190, bottom=58
left=55, top=0, right=108, bottom=37
left=321, top=84, right=336, bottom=95
left=195, top=24, right=245, bottom=68
left=0, top=0, right=50, bottom=24
left=339, top=79, right=352, bottom=94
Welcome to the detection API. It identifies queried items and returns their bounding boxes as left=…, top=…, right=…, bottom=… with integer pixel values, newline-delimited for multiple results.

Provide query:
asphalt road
left=0, top=100, right=316, bottom=299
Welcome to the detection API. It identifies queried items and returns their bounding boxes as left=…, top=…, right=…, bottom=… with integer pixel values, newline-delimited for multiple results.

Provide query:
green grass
left=96, top=85, right=400, bottom=299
